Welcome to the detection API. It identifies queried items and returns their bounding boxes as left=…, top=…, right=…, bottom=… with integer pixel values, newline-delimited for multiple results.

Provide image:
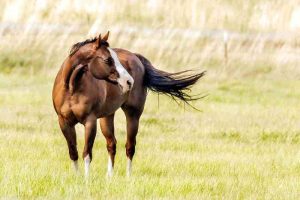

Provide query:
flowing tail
left=135, top=54, right=205, bottom=105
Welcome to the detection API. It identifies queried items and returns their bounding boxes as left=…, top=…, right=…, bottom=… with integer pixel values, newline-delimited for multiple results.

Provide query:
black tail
left=135, top=54, right=205, bottom=105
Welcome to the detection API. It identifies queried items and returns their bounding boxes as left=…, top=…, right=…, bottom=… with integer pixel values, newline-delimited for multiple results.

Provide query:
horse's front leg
left=82, top=116, right=97, bottom=177
left=100, top=113, right=116, bottom=177
left=58, top=116, right=79, bottom=173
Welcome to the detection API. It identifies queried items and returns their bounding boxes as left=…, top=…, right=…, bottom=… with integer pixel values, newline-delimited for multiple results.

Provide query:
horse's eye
left=104, top=57, right=114, bottom=66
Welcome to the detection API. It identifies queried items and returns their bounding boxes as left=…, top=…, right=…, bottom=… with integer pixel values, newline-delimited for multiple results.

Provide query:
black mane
left=69, top=37, right=97, bottom=56
left=69, top=37, right=110, bottom=56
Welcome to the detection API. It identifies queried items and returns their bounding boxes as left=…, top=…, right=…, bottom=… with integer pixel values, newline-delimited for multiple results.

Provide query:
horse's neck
left=61, top=59, right=74, bottom=87
left=68, top=64, right=86, bottom=94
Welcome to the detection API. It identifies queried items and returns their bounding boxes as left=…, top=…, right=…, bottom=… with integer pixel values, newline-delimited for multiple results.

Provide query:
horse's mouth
left=105, top=77, right=132, bottom=94
left=105, top=77, right=119, bottom=85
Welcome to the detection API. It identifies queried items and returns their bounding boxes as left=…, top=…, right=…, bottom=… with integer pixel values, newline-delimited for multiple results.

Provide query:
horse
left=52, top=31, right=205, bottom=177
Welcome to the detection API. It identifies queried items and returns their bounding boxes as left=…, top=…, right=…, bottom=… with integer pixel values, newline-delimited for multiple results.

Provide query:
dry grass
left=0, top=0, right=300, bottom=78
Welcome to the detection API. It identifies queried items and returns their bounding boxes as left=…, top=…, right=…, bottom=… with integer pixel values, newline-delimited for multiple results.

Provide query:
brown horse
left=52, top=32, right=205, bottom=177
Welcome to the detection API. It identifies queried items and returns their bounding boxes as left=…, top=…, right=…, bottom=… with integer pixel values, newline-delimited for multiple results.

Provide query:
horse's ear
left=95, top=34, right=102, bottom=49
left=102, top=31, right=109, bottom=41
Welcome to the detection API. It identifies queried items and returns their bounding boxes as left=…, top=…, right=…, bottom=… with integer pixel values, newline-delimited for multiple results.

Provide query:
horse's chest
left=70, top=95, right=97, bottom=121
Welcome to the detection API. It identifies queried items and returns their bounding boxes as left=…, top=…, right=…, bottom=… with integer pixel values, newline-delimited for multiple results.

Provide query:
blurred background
left=1, top=1, right=300, bottom=198
left=0, top=0, right=300, bottom=79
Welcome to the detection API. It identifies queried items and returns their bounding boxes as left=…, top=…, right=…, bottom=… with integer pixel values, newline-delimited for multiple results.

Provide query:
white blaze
left=107, top=47, right=134, bottom=93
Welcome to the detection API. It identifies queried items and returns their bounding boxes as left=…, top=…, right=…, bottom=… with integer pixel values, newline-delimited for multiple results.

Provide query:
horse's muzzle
left=106, top=77, right=119, bottom=85
left=118, top=77, right=134, bottom=93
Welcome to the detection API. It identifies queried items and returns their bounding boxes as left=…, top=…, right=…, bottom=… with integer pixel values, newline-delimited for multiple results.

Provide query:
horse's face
left=89, top=44, right=118, bottom=81
left=89, top=32, right=134, bottom=93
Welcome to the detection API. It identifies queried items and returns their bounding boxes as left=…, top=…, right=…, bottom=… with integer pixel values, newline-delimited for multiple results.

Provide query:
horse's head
left=87, top=32, right=134, bottom=93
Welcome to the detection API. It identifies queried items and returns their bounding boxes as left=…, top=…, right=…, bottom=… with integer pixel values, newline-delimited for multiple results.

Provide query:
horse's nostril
left=127, top=80, right=132, bottom=88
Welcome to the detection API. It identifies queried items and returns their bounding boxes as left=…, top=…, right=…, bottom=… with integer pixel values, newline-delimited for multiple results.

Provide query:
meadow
left=0, top=0, right=300, bottom=199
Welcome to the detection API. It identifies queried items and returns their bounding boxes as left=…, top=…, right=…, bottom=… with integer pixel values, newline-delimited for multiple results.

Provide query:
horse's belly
left=96, top=101, right=124, bottom=117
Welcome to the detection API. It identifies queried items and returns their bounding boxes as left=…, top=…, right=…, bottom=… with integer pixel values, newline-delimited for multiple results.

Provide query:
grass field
left=1, top=0, right=300, bottom=199
left=0, top=73, right=299, bottom=199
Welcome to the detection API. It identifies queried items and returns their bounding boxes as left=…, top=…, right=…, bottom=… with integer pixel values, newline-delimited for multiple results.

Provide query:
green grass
left=0, top=73, right=299, bottom=199
left=1, top=1, right=300, bottom=198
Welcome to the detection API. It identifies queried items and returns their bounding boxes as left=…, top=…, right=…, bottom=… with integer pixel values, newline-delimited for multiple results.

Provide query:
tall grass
left=0, top=0, right=299, bottom=79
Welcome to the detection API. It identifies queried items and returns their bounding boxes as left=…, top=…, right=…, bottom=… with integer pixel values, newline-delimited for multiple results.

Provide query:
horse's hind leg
left=58, top=116, right=79, bottom=173
left=82, top=117, right=97, bottom=177
left=122, top=106, right=143, bottom=177
left=100, top=113, right=116, bottom=177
